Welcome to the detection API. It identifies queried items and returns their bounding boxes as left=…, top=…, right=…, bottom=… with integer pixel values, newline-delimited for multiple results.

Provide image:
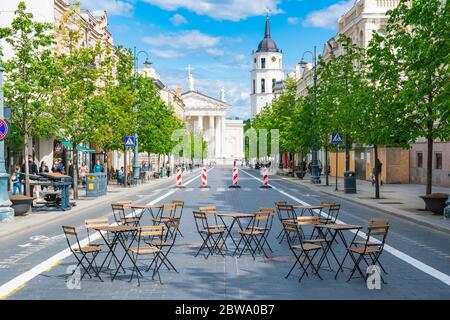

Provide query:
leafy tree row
left=250, top=0, right=449, bottom=197
left=0, top=2, right=184, bottom=198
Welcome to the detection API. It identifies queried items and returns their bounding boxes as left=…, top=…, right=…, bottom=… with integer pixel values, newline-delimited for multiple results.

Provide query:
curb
left=274, top=173, right=450, bottom=235
left=0, top=169, right=201, bottom=239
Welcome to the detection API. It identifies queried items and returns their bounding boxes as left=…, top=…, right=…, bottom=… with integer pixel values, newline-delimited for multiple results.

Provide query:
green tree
left=51, top=4, right=101, bottom=199
left=0, top=1, right=56, bottom=195
left=367, top=0, right=449, bottom=195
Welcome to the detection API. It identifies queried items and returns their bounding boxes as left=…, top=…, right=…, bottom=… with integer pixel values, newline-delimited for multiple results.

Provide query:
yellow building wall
left=364, top=147, right=410, bottom=184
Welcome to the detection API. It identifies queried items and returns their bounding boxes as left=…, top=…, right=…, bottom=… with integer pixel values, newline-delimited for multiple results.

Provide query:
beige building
left=1, top=0, right=117, bottom=172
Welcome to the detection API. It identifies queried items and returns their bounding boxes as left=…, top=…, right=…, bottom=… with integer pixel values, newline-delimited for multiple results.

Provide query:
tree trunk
left=345, top=134, right=350, bottom=172
left=374, top=144, right=380, bottom=199
left=325, top=144, right=329, bottom=186
left=23, top=131, right=30, bottom=197
left=104, top=151, right=109, bottom=184
left=73, top=144, right=79, bottom=200
left=426, top=120, right=433, bottom=195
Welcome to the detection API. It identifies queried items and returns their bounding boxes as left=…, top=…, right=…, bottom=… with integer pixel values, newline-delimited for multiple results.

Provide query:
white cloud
left=170, top=14, right=188, bottom=26
left=149, top=48, right=185, bottom=59
left=77, top=0, right=134, bottom=16
left=287, top=17, right=300, bottom=25
left=142, top=30, right=220, bottom=50
left=141, top=0, right=283, bottom=21
left=303, top=0, right=354, bottom=30
left=205, top=48, right=224, bottom=57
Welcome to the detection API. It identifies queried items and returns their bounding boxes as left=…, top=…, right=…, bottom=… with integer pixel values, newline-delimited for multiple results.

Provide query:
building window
left=253, top=80, right=256, bottom=94
left=254, top=58, right=257, bottom=64
left=435, top=152, right=442, bottom=170
left=261, top=79, right=265, bottom=93
left=417, top=152, right=423, bottom=168
left=261, top=58, right=266, bottom=69
left=272, top=78, right=276, bottom=91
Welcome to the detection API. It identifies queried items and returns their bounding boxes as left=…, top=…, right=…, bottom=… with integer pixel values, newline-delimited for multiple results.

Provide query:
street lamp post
left=132, top=47, right=152, bottom=184
left=0, top=64, right=14, bottom=222
left=299, top=46, right=321, bottom=184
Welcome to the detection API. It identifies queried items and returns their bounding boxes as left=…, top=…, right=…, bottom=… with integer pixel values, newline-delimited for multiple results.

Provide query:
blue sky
left=78, top=0, right=356, bottom=119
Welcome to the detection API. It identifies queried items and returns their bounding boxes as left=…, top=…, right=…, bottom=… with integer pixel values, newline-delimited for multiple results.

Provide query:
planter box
left=9, top=195, right=34, bottom=216
left=419, top=193, right=449, bottom=215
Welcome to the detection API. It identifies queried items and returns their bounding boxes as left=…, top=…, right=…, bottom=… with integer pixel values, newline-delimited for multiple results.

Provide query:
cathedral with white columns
left=182, top=67, right=244, bottom=163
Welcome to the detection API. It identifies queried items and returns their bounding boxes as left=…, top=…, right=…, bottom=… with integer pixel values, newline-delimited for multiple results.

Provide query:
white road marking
left=0, top=169, right=210, bottom=298
left=241, top=169, right=450, bottom=287
left=216, top=188, right=225, bottom=192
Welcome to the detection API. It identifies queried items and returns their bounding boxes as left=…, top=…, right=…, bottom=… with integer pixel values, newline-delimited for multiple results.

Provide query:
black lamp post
left=299, top=46, right=320, bottom=184
left=132, top=47, right=151, bottom=184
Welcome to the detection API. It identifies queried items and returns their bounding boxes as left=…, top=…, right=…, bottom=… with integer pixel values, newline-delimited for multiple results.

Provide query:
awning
left=61, top=141, right=96, bottom=153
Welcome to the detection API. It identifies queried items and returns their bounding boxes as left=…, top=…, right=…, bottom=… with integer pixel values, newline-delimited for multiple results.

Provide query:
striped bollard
left=229, top=166, right=241, bottom=189
left=200, top=167, right=210, bottom=188
left=176, top=168, right=184, bottom=188
left=260, top=168, right=272, bottom=189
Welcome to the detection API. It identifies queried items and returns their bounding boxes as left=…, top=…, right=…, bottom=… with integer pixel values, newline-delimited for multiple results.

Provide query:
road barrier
left=200, top=167, right=210, bottom=188
left=176, top=168, right=184, bottom=188
left=260, top=168, right=272, bottom=189
left=229, top=167, right=241, bottom=189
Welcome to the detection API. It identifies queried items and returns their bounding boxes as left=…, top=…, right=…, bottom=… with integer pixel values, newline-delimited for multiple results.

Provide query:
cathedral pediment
left=182, top=91, right=228, bottom=111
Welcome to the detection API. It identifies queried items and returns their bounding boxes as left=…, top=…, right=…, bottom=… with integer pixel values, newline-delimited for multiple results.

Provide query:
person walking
left=93, top=160, right=103, bottom=173
left=80, top=162, right=88, bottom=187
left=11, top=165, right=23, bottom=196
left=39, top=161, right=49, bottom=191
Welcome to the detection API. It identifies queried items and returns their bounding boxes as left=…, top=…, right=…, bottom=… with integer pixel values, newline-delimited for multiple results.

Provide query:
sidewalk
left=0, top=169, right=200, bottom=239
left=277, top=173, right=450, bottom=234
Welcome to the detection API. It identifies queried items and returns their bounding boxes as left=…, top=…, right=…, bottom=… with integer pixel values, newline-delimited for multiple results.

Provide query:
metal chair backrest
left=62, top=226, right=83, bottom=253
left=161, top=203, right=177, bottom=219
left=199, top=206, right=220, bottom=227
left=253, top=211, right=273, bottom=231
left=281, top=221, right=304, bottom=248
left=257, top=208, right=275, bottom=230
left=137, top=226, right=164, bottom=251
left=326, top=204, right=341, bottom=223
left=171, top=200, right=185, bottom=220
left=276, top=204, right=296, bottom=221
left=364, top=224, right=389, bottom=252
left=85, top=218, right=109, bottom=244
left=193, top=211, right=210, bottom=232
left=370, top=217, right=389, bottom=225
left=111, top=203, right=127, bottom=224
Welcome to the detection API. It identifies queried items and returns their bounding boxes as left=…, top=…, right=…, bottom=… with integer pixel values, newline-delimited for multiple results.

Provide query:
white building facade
left=250, top=17, right=284, bottom=118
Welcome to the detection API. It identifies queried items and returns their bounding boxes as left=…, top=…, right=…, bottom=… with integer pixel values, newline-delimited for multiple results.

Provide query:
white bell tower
left=250, top=16, right=284, bottom=118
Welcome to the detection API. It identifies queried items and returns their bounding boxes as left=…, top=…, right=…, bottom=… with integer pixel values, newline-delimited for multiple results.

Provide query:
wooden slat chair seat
left=74, top=245, right=102, bottom=254
left=292, top=243, right=321, bottom=251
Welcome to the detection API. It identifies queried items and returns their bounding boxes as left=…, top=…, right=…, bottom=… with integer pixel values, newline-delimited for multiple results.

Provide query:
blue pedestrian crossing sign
left=331, top=132, right=343, bottom=145
left=124, top=136, right=135, bottom=147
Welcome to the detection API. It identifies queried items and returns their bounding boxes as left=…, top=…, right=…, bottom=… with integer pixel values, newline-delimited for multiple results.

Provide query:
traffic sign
left=331, top=132, right=343, bottom=145
left=124, top=136, right=135, bottom=147
left=0, top=119, right=10, bottom=141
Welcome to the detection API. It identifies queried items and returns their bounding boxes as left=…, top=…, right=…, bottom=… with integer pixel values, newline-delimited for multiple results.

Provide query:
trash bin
left=86, top=173, right=107, bottom=197
left=344, top=171, right=357, bottom=194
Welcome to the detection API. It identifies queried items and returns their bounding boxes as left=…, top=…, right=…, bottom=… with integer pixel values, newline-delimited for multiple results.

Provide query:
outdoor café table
left=314, top=223, right=363, bottom=277
left=293, top=204, right=326, bottom=217
left=93, top=225, right=139, bottom=281
left=217, top=213, right=256, bottom=249
left=131, top=204, right=163, bottom=221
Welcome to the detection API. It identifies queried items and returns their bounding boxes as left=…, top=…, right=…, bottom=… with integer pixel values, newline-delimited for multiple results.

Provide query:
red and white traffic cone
left=175, top=167, right=184, bottom=188
left=200, top=167, right=210, bottom=188
left=260, top=168, right=272, bottom=189
left=229, top=167, right=241, bottom=188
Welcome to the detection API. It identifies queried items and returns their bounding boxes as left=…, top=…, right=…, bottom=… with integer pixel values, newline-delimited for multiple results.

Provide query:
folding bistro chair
left=297, top=216, right=333, bottom=270
left=152, top=203, right=176, bottom=228
left=350, top=217, right=389, bottom=274
left=193, top=211, right=226, bottom=259
left=146, top=221, right=179, bottom=273
left=62, top=226, right=103, bottom=281
left=198, top=206, right=225, bottom=230
left=275, top=203, right=297, bottom=243
left=346, top=223, right=389, bottom=283
left=128, top=226, right=164, bottom=286
left=170, top=200, right=185, bottom=238
left=282, top=221, right=323, bottom=283
left=111, top=202, right=140, bottom=227
left=319, top=202, right=340, bottom=224
left=234, top=211, right=273, bottom=259
left=244, top=208, right=275, bottom=253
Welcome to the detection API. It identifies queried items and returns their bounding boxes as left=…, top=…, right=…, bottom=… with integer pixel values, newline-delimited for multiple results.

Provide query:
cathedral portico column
left=208, top=116, right=215, bottom=158
left=197, top=115, right=203, bottom=132
left=216, top=116, right=223, bottom=158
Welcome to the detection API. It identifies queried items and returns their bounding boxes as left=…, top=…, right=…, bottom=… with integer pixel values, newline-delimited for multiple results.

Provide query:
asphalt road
left=0, top=166, right=449, bottom=299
